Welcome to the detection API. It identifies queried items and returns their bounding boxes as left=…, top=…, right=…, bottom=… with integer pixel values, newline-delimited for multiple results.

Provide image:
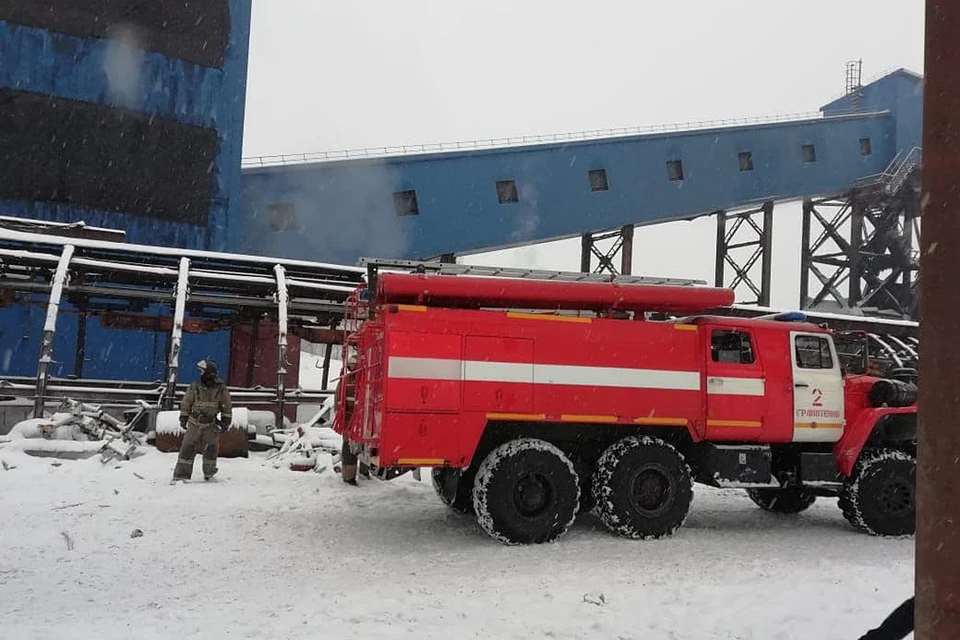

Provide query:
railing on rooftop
left=241, top=108, right=887, bottom=169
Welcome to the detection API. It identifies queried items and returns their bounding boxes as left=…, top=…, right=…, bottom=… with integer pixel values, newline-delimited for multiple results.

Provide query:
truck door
left=789, top=331, right=844, bottom=442
left=704, top=326, right=766, bottom=441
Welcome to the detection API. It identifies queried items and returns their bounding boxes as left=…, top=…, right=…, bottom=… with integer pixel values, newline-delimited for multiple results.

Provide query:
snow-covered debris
left=156, top=407, right=250, bottom=435
left=7, top=398, right=147, bottom=462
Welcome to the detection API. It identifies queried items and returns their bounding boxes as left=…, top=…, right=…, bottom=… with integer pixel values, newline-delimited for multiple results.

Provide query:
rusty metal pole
left=916, top=2, right=960, bottom=637
left=619, top=225, right=634, bottom=276
left=759, top=201, right=774, bottom=307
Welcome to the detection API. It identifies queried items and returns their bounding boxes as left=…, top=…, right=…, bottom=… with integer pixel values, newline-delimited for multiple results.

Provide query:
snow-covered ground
left=0, top=445, right=913, bottom=640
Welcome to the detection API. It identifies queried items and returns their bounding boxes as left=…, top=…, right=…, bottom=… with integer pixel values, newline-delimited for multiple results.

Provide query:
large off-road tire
left=746, top=487, right=817, bottom=514
left=592, top=436, right=693, bottom=539
left=471, top=438, right=580, bottom=545
left=431, top=467, right=475, bottom=514
left=839, top=448, right=916, bottom=536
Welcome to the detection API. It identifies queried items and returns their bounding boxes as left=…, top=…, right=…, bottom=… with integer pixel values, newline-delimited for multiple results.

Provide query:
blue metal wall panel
left=0, top=303, right=44, bottom=377
left=821, top=70, right=923, bottom=152
left=0, top=301, right=231, bottom=382
left=239, top=113, right=893, bottom=264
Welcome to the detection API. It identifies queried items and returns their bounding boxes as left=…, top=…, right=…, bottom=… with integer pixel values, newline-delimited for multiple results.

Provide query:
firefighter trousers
left=341, top=439, right=358, bottom=482
left=173, top=424, right=219, bottom=480
left=340, top=440, right=369, bottom=483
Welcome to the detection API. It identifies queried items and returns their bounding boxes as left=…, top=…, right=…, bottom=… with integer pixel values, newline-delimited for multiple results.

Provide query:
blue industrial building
left=0, top=1, right=252, bottom=250
left=239, top=69, right=923, bottom=265
left=0, top=2, right=252, bottom=382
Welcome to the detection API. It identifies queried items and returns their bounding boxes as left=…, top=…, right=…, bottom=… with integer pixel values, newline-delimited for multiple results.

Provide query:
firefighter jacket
left=180, top=379, right=233, bottom=430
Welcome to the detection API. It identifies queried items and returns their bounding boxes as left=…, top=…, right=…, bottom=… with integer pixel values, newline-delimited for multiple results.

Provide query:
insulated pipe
left=274, top=265, right=289, bottom=430
left=163, top=258, right=190, bottom=411
left=376, top=272, right=735, bottom=313
left=33, top=244, right=74, bottom=418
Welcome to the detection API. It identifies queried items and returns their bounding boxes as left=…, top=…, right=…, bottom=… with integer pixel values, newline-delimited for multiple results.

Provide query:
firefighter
left=172, top=359, right=232, bottom=481
left=341, top=437, right=360, bottom=485
left=338, top=352, right=368, bottom=486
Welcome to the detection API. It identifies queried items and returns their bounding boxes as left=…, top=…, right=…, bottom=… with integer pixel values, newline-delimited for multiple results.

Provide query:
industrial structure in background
left=0, top=3, right=923, bottom=420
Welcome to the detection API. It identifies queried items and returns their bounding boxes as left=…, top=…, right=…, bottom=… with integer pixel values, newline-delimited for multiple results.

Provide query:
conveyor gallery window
left=860, top=138, right=872, bottom=156
left=738, top=151, right=754, bottom=172
left=268, top=202, right=298, bottom=231
left=666, top=160, right=684, bottom=181
left=497, top=180, right=519, bottom=204
left=588, top=169, right=609, bottom=191
left=802, top=144, right=817, bottom=163
left=393, top=190, right=419, bottom=216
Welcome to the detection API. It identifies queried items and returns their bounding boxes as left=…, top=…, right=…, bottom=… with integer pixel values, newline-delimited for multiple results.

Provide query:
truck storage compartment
left=462, top=336, right=534, bottom=414
left=385, top=331, right=462, bottom=413
left=693, top=443, right=774, bottom=487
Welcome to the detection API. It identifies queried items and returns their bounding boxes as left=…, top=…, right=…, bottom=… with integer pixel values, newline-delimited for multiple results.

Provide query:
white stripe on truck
left=705, top=376, right=765, bottom=397
left=388, top=356, right=703, bottom=392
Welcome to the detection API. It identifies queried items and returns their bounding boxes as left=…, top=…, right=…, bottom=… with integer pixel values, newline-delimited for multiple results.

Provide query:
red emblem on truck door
left=812, top=388, right=823, bottom=407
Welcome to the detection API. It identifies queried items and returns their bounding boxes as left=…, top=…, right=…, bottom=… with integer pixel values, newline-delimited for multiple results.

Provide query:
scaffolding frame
left=0, top=227, right=365, bottom=427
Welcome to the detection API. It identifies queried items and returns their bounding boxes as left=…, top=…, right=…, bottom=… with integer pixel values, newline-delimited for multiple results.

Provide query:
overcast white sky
left=241, top=0, right=925, bottom=308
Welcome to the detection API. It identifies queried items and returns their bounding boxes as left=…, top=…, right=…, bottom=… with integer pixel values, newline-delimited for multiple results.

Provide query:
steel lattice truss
left=714, top=201, right=774, bottom=306
left=580, top=225, right=635, bottom=276
left=801, top=148, right=922, bottom=320
left=801, top=185, right=921, bottom=320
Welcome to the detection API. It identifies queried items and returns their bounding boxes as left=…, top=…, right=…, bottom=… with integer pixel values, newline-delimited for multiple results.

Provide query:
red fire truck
left=333, top=265, right=917, bottom=545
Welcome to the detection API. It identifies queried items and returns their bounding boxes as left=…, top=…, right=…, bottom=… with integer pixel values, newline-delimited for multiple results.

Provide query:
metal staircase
left=801, top=146, right=922, bottom=320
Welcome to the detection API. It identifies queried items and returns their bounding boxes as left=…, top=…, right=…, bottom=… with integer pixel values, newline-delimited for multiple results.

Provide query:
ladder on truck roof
left=359, top=258, right=708, bottom=287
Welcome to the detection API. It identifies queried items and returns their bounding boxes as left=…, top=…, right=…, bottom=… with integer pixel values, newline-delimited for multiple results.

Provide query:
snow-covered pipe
left=164, top=257, right=191, bottom=410
left=34, top=244, right=75, bottom=418
left=274, top=264, right=289, bottom=430
left=188, top=269, right=356, bottom=293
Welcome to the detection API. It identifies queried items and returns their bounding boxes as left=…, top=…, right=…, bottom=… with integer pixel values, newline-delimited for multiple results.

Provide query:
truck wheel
left=471, top=438, right=580, bottom=545
left=431, top=467, right=475, bottom=514
left=746, top=487, right=817, bottom=514
left=839, top=448, right=916, bottom=536
left=592, top=436, right=693, bottom=539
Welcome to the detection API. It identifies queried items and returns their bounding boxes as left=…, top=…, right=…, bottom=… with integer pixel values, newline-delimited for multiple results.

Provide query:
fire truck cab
left=334, top=265, right=917, bottom=545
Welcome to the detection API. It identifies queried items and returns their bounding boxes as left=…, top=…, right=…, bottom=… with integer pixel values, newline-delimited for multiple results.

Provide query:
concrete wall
left=240, top=112, right=894, bottom=264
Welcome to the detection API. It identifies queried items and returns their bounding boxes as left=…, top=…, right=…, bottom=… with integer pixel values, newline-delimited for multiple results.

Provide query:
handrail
left=886, top=147, right=923, bottom=194
left=241, top=109, right=888, bottom=169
